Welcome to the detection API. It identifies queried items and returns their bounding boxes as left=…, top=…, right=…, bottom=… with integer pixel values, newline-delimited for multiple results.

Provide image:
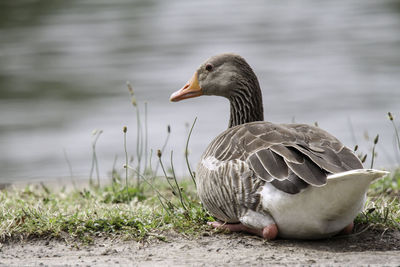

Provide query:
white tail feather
left=327, top=169, right=389, bottom=183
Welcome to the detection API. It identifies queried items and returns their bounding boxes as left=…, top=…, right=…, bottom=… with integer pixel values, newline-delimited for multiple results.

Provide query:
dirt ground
left=1, top=229, right=400, bottom=267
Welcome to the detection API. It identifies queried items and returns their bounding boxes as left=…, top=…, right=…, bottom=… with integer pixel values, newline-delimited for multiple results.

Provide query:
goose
left=170, top=53, right=388, bottom=240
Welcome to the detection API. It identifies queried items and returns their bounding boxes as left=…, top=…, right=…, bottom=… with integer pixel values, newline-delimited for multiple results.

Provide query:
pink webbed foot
left=261, top=224, right=278, bottom=240
left=208, top=221, right=278, bottom=240
left=339, top=222, right=354, bottom=235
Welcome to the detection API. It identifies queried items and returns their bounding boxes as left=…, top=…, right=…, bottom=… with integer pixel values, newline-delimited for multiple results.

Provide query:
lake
left=1, top=0, right=400, bottom=183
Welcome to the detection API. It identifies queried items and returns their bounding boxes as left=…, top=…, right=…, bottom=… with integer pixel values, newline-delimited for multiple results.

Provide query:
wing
left=205, top=121, right=363, bottom=194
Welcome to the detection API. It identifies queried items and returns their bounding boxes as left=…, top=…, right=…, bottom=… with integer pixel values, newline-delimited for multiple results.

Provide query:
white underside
left=259, top=169, right=388, bottom=239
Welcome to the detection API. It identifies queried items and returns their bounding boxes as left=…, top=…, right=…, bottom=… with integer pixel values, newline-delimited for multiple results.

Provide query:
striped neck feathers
left=228, top=76, right=264, bottom=128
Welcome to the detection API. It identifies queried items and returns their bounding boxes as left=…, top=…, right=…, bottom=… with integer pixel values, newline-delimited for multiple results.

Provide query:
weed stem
left=185, top=118, right=197, bottom=187
left=123, top=126, right=129, bottom=201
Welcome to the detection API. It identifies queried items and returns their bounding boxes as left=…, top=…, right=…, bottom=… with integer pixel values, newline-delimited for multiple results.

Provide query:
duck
left=169, top=53, right=389, bottom=240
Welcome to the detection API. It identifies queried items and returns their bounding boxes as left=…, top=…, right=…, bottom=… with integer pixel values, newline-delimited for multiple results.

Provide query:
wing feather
left=253, top=149, right=288, bottom=179
left=203, top=121, right=363, bottom=195
left=247, top=153, right=274, bottom=182
left=269, top=145, right=304, bottom=164
left=285, top=157, right=327, bottom=186
left=270, top=172, right=308, bottom=194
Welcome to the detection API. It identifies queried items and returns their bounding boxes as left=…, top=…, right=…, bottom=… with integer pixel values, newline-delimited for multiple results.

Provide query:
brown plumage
left=202, top=121, right=363, bottom=196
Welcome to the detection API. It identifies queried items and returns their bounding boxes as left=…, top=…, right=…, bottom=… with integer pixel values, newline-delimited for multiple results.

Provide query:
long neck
left=228, top=81, right=264, bottom=128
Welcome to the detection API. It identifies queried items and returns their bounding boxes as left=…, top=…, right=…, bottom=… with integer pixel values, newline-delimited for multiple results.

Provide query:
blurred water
left=1, top=0, right=400, bottom=182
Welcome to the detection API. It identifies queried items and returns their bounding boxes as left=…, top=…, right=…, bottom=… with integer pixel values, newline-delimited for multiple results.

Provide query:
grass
left=0, top=170, right=398, bottom=244
left=355, top=168, right=400, bottom=231
left=0, top=179, right=212, bottom=244
left=352, top=112, right=400, bottom=232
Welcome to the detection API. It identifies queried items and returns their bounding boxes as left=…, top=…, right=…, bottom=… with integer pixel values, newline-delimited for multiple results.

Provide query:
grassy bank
left=0, top=169, right=399, bottom=244
left=0, top=177, right=212, bottom=244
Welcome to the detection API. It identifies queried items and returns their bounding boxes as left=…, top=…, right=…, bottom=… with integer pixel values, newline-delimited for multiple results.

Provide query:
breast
left=197, top=156, right=265, bottom=223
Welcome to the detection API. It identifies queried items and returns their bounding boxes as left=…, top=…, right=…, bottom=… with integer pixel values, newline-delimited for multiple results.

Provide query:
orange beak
left=170, top=71, right=203, bottom=102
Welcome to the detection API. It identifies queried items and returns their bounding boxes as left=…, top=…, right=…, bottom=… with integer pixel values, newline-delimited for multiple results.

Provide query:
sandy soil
left=1, top=229, right=400, bottom=267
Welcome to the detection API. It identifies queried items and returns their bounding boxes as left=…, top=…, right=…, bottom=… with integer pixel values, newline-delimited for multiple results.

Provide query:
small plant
left=388, top=112, right=400, bottom=164
left=89, top=129, right=103, bottom=187
left=127, top=82, right=144, bottom=188
left=123, top=126, right=130, bottom=201
left=185, top=118, right=197, bottom=187
left=125, top=82, right=172, bottom=191
left=157, top=150, right=188, bottom=211
left=370, top=134, right=379, bottom=169
left=153, top=125, right=171, bottom=175
left=355, top=192, right=400, bottom=232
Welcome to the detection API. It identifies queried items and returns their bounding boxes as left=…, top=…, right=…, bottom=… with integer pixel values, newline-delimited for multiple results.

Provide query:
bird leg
left=339, top=222, right=354, bottom=235
left=208, top=221, right=278, bottom=240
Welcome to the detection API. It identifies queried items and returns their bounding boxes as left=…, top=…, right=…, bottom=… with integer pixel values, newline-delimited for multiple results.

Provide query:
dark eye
left=205, top=63, right=213, bottom=72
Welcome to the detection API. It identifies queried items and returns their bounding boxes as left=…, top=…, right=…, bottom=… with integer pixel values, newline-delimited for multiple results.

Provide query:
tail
left=327, top=169, right=389, bottom=183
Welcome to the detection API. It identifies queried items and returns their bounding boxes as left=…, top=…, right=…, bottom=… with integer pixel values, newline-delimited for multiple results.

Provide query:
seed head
left=126, top=81, right=137, bottom=106
left=361, top=154, right=367, bottom=163
left=123, top=126, right=127, bottom=133
left=167, top=125, right=171, bottom=133
left=92, top=129, right=103, bottom=136
left=127, top=81, right=134, bottom=95
left=373, top=134, right=379, bottom=145
left=157, top=149, right=162, bottom=158
left=367, top=207, right=375, bottom=214
left=388, top=112, right=394, bottom=121
left=131, top=96, right=137, bottom=107
left=354, top=145, right=358, bottom=152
